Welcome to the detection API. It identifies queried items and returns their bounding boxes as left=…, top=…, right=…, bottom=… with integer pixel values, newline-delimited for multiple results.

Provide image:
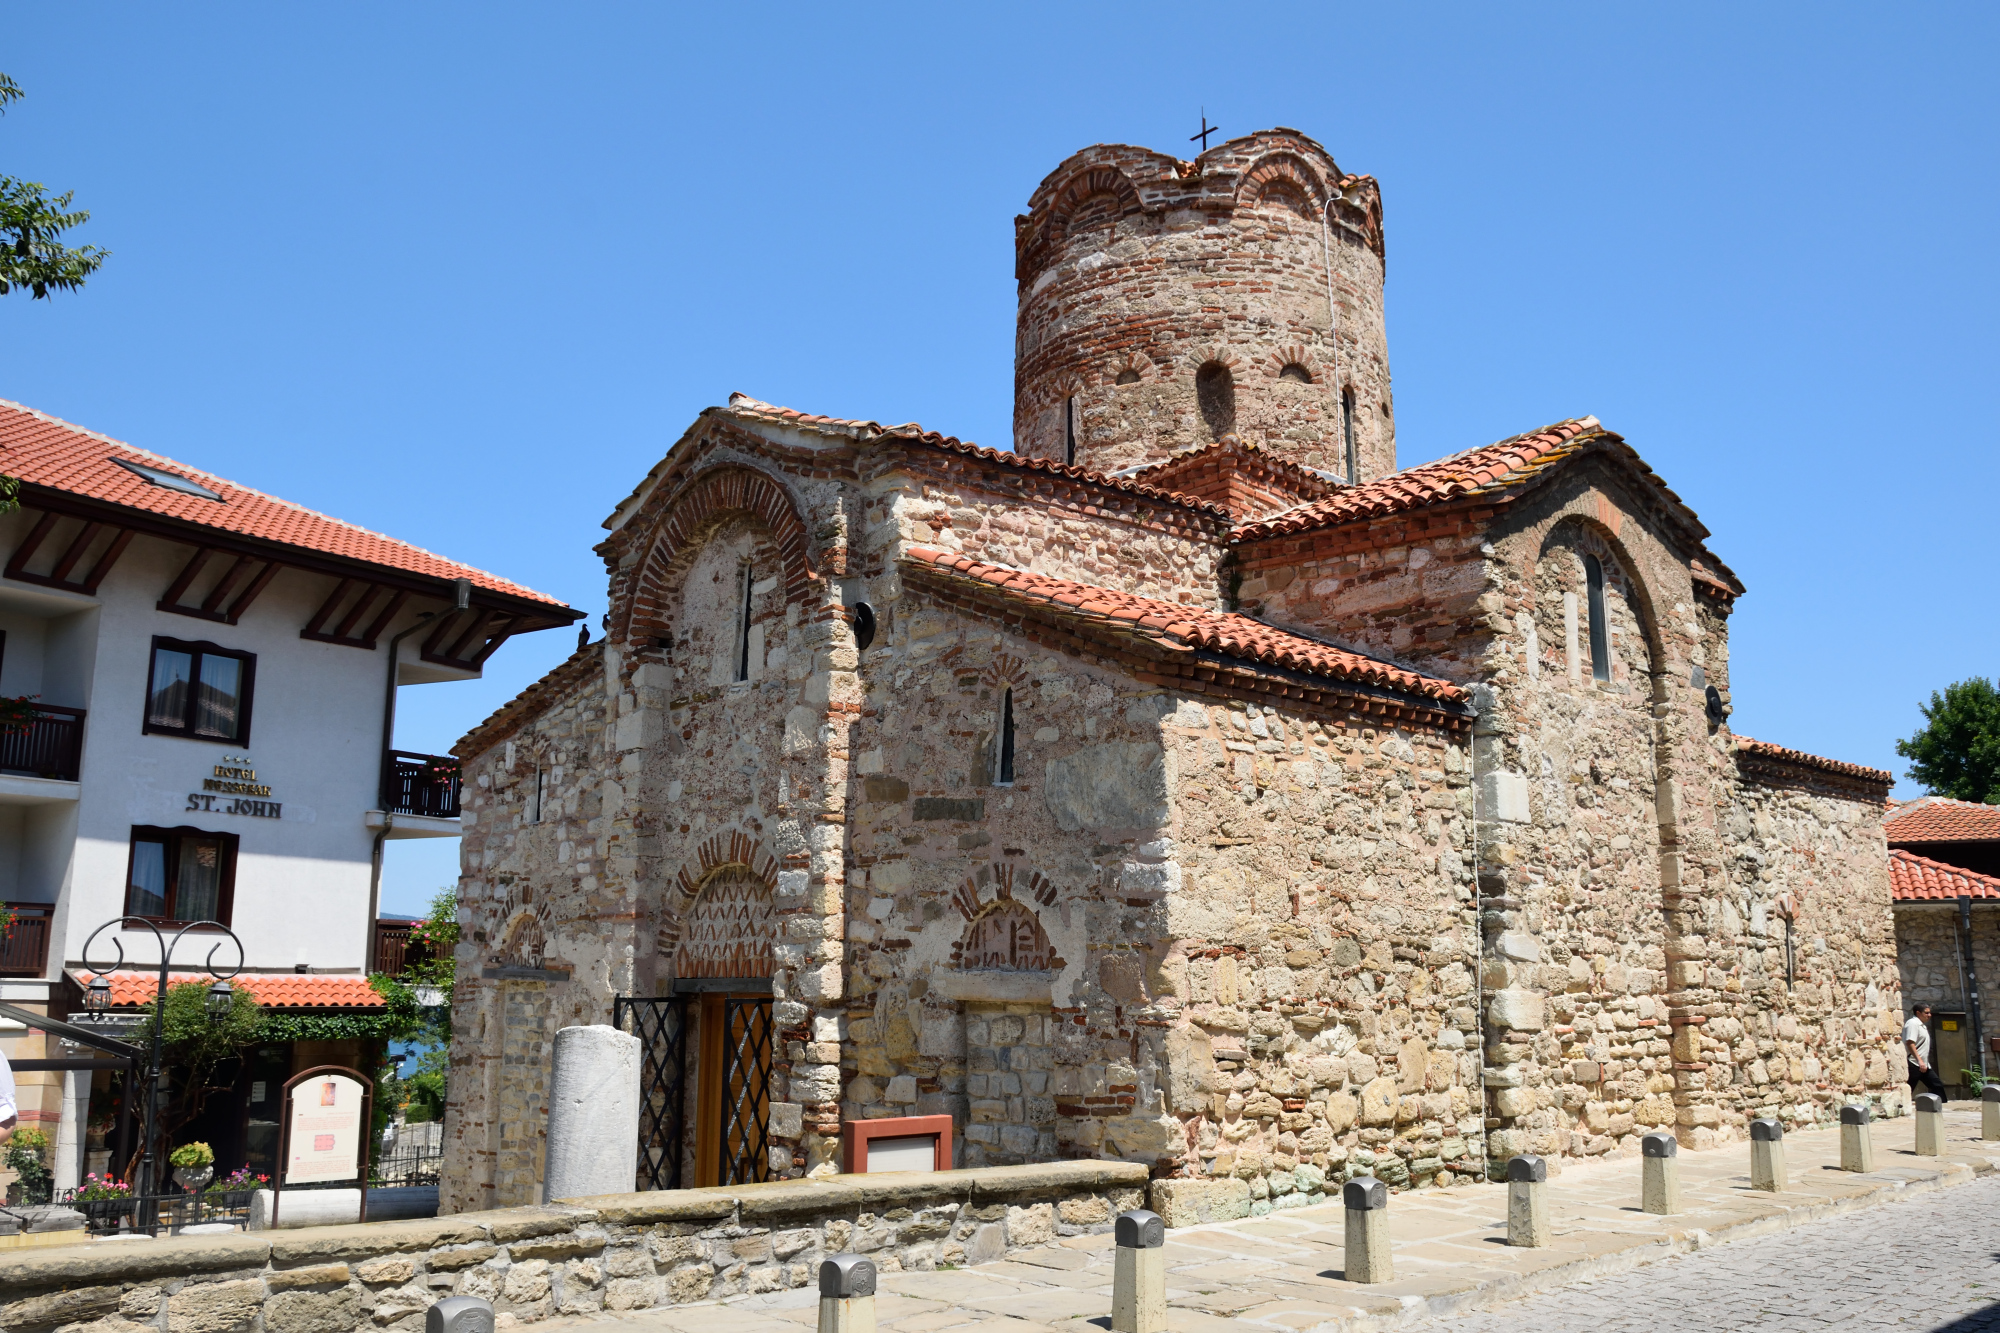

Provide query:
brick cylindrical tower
left=1013, top=128, right=1394, bottom=482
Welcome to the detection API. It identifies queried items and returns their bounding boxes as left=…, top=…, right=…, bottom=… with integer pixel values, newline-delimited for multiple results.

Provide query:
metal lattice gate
left=612, top=995, right=690, bottom=1192
left=718, top=997, right=773, bottom=1186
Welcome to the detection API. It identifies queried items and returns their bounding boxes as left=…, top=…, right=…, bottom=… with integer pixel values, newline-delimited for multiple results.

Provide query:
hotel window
left=126, top=825, right=238, bottom=924
left=144, top=637, right=255, bottom=743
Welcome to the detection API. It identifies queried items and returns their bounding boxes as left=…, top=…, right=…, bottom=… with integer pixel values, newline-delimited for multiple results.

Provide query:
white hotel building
left=0, top=398, right=578, bottom=1191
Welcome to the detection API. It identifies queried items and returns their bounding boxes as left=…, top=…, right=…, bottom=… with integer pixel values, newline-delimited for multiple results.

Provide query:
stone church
left=439, top=128, right=1903, bottom=1218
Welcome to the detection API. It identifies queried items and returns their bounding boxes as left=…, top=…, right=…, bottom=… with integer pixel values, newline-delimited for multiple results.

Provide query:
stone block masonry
left=0, top=1162, right=1145, bottom=1333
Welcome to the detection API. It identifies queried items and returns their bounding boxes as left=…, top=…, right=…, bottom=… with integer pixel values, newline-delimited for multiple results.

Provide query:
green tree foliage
left=1896, top=677, right=2000, bottom=803
left=128, top=982, right=264, bottom=1177
left=0, top=73, right=109, bottom=299
left=372, top=887, right=458, bottom=1124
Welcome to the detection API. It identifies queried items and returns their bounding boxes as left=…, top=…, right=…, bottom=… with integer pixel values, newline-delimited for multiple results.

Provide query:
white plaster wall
left=0, top=507, right=479, bottom=978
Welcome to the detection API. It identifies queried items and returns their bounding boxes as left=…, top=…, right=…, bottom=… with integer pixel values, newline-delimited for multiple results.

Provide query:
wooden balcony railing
left=382, top=750, right=461, bottom=819
left=0, top=705, right=85, bottom=782
left=372, top=919, right=434, bottom=978
left=0, top=902, right=54, bottom=977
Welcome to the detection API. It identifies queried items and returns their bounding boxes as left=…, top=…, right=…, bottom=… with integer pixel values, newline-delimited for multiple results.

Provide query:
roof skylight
left=112, top=457, right=224, bottom=502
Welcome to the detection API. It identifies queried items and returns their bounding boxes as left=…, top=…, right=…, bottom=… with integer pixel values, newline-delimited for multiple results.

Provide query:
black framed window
left=125, top=825, right=238, bottom=924
left=144, top=637, right=255, bottom=743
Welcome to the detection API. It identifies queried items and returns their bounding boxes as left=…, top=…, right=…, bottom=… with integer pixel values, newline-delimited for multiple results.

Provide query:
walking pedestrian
left=1907, top=1003, right=1947, bottom=1098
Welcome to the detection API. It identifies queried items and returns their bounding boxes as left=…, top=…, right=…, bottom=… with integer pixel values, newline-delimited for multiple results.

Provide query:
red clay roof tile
left=1732, top=736, right=1895, bottom=786
left=1884, top=796, right=2000, bottom=844
left=75, top=971, right=387, bottom=1010
left=0, top=399, right=569, bottom=608
left=1888, top=849, right=2000, bottom=902
left=719, top=394, right=1230, bottom=520
left=902, top=545, right=1468, bottom=706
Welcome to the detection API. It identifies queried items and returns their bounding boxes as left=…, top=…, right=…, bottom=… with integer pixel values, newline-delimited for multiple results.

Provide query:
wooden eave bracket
left=4, top=510, right=136, bottom=595
left=301, top=578, right=410, bottom=650
left=156, top=546, right=286, bottom=625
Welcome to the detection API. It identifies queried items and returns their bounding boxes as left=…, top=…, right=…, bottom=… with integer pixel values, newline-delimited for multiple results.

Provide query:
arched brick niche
left=619, top=465, right=816, bottom=646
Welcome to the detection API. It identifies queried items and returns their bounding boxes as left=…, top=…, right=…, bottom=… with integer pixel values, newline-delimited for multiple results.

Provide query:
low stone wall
left=0, top=1161, right=1147, bottom=1333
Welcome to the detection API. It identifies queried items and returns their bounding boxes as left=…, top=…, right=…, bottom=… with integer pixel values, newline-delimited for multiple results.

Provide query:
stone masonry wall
left=1013, top=131, right=1395, bottom=481
left=1896, top=904, right=2000, bottom=1081
left=0, top=1164, right=1146, bottom=1333
left=1712, top=765, right=1907, bottom=1121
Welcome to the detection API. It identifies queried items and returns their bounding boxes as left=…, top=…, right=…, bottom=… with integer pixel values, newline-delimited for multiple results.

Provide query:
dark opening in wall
left=1196, top=363, right=1235, bottom=441
left=1063, top=395, right=1077, bottom=466
left=1279, top=363, right=1312, bottom=383
left=1583, top=553, right=1611, bottom=682
left=1341, top=388, right=1357, bottom=483
left=996, top=687, right=1015, bottom=785
left=1114, top=369, right=1141, bottom=385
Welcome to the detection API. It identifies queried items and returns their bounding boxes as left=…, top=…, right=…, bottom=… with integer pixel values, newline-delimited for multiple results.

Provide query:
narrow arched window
left=1064, top=395, right=1077, bottom=466
left=1196, top=363, right=1235, bottom=440
left=1341, top=388, right=1357, bottom=483
left=995, top=687, right=1016, bottom=785
left=1583, top=554, right=1610, bottom=682
left=735, top=566, right=754, bottom=682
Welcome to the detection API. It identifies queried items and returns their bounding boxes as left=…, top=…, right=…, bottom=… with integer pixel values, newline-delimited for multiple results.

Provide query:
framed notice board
left=271, top=1064, right=374, bottom=1227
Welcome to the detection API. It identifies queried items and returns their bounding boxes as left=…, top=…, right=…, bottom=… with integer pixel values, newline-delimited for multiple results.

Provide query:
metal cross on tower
left=1190, top=111, right=1220, bottom=152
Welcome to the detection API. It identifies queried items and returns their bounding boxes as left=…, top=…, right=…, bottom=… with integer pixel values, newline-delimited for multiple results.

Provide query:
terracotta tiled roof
left=903, top=545, right=1468, bottom=706
left=1123, top=435, right=1336, bottom=521
left=1231, top=420, right=1742, bottom=596
left=0, top=399, right=570, bottom=608
left=720, top=394, right=1230, bottom=519
left=1884, top=796, right=2000, bottom=844
left=1733, top=737, right=1895, bottom=787
left=1888, top=849, right=2000, bottom=903
left=75, top=971, right=386, bottom=1010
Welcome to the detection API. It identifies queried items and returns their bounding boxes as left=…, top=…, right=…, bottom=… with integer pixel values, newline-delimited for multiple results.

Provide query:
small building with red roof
left=0, top=398, right=580, bottom=1190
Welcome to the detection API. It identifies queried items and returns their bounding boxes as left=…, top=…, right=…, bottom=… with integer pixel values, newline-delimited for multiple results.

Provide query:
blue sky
left=5, top=5, right=1995, bottom=913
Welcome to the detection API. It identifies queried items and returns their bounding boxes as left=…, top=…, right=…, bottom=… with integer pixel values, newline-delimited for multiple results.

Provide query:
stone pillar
left=1343, top=1176, right=1392, bottom=1283
left=1915, top=1093, right=1944, bottom=1157
left=1505, top=1154, right=1548, bottom=1247
left=818, top=1254, right=877, bottom=1333
left=542, top=1024, right=642, bottom=1203
left=425, top=1298, right=494, bottom=1333
left=1839, top=1104, right=1873, bottom=1172
left=1111, top=1209, right=1166, bottom=1333
left=52, top=1070, right=88, bottom=1194
left=1641, top=1132, right=1679, bottom=1215
left=1748, top=1118, right=1784, bottom=1192
left=1984, top=1086, right=2000, bottom=1141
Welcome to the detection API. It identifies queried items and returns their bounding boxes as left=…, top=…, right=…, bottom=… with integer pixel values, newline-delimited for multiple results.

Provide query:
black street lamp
left=80, top=916, right=245, bottom=1231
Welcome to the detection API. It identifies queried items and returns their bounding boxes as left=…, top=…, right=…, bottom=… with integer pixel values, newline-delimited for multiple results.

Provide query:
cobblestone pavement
left=1435, top=1172, right=2000, bottom=1333
left=538, top=1105, right=2000, bottom=1333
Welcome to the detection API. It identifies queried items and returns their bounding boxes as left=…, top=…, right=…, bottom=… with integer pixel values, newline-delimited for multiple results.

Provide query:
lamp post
left=80, top=916, right=245, bottom=1232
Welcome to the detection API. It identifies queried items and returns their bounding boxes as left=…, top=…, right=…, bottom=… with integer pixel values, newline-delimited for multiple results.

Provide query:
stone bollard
left=1915, top=1092, right=1944, bottom=1157
left=1343, top=1176, right=1393, bottom=1284
left=1505, top=1154, right=1549, bottom=1247
left=1748, top=1118, right=1786, bottom=1192
left=1985, top=1086, right=2000, bottom=1141
left=1641, top=1132, right=1680, bottom=1215
left=1112, top=1209, right=1167, bottom=1333
left=818, top=1254, right=877, bottom=1333
left=543, top=1024, right=643, bottom=1202
left=426, top=1299, right=494, bottom=1333
left=1839, top=1104, right=1873, bottom=1172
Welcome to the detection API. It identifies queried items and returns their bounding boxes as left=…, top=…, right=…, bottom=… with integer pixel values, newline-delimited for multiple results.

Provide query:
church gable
left=1125, top=433, right=1337, bottom=521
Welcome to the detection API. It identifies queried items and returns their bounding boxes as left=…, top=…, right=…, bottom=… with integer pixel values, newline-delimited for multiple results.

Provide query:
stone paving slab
left=535, top=1105, right=2000, bottom=1333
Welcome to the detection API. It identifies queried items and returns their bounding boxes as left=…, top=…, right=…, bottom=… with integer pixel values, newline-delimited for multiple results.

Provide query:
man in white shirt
left=1906, top=1003, right=1946, bottom=1098
left=0, top=1047, right=17, bottom=1144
